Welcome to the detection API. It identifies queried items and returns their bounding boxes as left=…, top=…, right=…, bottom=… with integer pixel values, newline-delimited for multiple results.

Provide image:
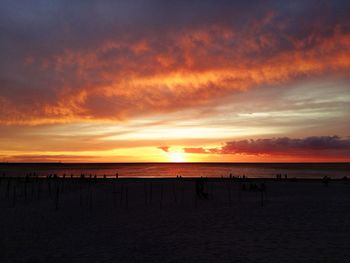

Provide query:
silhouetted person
left=323, top=176, right=330, bottom=186
left=259, top=182, right=267, bottom=206
left=195, top=177, right=208, bottom=199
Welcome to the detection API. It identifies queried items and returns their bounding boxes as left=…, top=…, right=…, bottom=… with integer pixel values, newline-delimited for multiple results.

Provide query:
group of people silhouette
left=275, top=173, right=287, bottom=180
left=195, top=177, right=209, bottom=199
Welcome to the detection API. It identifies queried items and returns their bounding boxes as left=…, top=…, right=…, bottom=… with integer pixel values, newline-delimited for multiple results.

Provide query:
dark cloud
left=184, top=136, right=350, bottom=157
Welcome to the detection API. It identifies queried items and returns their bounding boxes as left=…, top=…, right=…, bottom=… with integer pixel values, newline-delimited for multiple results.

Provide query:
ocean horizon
left=1, top=162, right=349, bottom=179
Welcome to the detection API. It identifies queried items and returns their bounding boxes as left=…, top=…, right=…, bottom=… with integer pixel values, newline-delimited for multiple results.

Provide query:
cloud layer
left=1, top=1, right=350, bottom=162
left=183, top=136, right=350, bottom=158
left=1, top=0, right=350, bottom=124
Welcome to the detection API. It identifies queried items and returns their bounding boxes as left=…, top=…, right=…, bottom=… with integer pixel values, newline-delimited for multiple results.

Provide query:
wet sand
left=1, top=177, right=349, bottom=263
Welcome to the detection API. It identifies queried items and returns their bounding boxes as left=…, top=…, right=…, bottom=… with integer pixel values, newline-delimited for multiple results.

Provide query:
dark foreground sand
left=1, top=177, right=350, bottom=263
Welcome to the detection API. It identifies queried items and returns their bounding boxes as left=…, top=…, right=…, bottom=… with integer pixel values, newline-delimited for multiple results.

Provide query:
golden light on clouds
left=1, top=1, right=350, bottom=161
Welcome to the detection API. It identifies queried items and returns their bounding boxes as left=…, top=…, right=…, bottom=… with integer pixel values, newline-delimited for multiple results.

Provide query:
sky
left=1, top=0, right=350, bottom=162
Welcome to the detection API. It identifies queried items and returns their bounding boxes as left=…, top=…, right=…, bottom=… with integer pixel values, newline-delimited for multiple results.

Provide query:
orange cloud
left=1, top=9, right=350, bottom=125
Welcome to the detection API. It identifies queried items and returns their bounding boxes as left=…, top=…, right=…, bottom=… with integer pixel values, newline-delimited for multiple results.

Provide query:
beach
left=1, top=177, right=349, bottom=263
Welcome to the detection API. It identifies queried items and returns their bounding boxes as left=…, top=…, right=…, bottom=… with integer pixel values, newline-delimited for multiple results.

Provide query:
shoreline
left=0, top=175, right=348, bottom=181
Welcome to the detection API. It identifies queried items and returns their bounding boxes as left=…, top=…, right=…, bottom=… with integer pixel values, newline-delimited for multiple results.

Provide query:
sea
left=0, top=163, right=349, bottom=179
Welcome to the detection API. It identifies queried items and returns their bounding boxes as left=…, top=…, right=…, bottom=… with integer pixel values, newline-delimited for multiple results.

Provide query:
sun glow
left=168, top=152, right=186, bottom=162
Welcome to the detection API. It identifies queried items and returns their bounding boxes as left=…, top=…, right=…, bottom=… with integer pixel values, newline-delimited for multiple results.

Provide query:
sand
left=1, top=177, right=349, bottom=263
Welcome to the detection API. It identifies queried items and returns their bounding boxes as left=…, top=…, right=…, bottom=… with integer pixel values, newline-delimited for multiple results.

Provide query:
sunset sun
left=168, top=152, right=186, bottom=163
